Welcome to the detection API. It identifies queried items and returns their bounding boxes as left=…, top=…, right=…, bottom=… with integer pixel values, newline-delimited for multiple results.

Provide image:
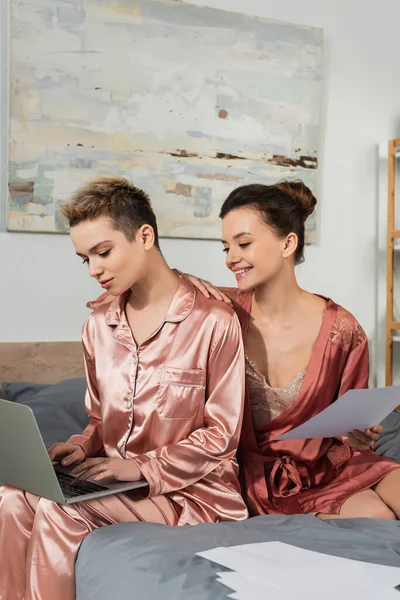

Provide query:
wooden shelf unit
left=385, top=138, right=400, bottom=385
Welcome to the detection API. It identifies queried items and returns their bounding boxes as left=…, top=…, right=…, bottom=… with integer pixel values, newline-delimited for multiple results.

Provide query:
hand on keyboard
left=48, top=443, right=86, bottom=466
left=71, top=457, right=143, bottom=484
left=55, top=471, right=108, bottom=498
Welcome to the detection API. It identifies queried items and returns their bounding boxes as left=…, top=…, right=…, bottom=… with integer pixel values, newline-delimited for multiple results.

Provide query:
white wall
left=1, top=1, right=400, bottom=372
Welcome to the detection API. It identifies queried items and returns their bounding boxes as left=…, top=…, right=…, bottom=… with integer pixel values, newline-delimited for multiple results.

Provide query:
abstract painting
left=8, top=0, right=323, bottom=240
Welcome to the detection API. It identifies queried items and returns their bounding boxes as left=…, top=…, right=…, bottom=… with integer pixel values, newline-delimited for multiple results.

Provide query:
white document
left=216, top=571, right=400, bottom=600
left=216, top=572, right=276, bottom=600
left=199, top=542, right=400, bottom=600
left=276, top=386, right=400, bottom=440
left=199, top=541, right=400, bottom=586
left=216, top=570, right=400, bottom=600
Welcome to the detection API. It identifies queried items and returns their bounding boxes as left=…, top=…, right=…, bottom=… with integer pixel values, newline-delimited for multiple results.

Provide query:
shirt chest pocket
left=156, top=366, right=206, bottom=420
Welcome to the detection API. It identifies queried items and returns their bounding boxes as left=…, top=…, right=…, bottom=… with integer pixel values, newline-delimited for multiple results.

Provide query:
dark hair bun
left=276, top=180, right=317, bottom=221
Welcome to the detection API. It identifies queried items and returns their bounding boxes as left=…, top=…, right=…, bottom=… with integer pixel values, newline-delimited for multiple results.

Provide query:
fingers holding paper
left=340, top=424, right=383, bottom=451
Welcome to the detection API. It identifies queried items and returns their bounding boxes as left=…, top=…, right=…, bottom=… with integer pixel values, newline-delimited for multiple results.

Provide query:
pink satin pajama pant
left=0, top=484, right=179, bottom=600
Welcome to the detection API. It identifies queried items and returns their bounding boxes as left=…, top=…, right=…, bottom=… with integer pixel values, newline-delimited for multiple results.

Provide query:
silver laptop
left=0, top=398, right=148, bottom=504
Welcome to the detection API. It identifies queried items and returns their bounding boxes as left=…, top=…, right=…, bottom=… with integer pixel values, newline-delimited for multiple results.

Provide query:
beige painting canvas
left=8, top=0, right=322, bottom=240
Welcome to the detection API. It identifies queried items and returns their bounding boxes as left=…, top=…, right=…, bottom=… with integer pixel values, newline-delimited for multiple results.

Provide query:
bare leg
left=317, top=488, right=396, bottom=520
left=373, top=468, right=400, bottom=518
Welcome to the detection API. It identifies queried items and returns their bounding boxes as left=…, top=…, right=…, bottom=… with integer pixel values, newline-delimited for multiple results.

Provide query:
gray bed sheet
left=2, top=381, right=400, bottom=597
left=76, top=514, right=400, bottom=599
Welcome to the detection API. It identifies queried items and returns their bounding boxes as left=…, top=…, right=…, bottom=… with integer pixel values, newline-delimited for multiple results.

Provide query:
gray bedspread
left=76, top=514, right=400, bottom=599
left=2, top=380, right=400, bottom=598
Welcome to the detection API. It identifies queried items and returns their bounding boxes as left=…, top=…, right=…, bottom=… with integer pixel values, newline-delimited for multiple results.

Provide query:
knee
left=367, top=503, right=396, bottom=520
left=34, top=496, right=77, bottom=526
left=35, top=496, right=59, bottom=518
left=0, top=484, right=25, bottom=508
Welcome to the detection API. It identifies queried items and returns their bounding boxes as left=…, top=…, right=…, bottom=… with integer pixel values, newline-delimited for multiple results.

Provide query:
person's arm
left=338, top=339, right=369, bottom=394
left=180, top=274, right=234, bottom=304
left=67, top=317, right=104, bottom=457
left=132, top=313, right=245, bottom=496
left=86, top=273, right=236, bottom=310
left=334, top=339, right=382, bottom=453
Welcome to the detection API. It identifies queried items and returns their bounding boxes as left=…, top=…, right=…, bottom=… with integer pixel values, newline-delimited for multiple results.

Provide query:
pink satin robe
left=0, top=276, right=248, bottom=600
left=225, top=288, right=400, bottom=516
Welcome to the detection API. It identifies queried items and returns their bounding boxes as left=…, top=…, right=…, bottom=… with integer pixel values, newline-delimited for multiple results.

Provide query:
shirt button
left=126, top=400, right=132, bottom=409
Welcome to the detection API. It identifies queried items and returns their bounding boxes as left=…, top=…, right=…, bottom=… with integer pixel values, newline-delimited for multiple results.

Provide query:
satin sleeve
left=67, top=318, right=104, bottom=457
left=133, top=313, right=245, bottom=497
left=328, top=338, right=370, bottom=466
left=338, top=338, right=369, bottom=395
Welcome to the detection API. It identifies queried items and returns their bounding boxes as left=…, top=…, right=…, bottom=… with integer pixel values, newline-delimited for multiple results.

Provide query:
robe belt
left=241, top=451, right=303, bottom=498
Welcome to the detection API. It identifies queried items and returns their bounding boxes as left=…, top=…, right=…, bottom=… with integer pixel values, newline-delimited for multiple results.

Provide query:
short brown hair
left=220, top=180, right=316, bottom=264
left=61, top=176, right=160, bottom=249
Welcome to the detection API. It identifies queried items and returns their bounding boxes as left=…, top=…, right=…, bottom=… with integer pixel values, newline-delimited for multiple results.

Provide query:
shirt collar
left=164, top=274, right=196, bottom=323
left=104, top=273, right=196, bottom=327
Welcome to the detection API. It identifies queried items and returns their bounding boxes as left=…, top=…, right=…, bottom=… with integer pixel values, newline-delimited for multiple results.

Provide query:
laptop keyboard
left=55, top=471, right=108, bottom=498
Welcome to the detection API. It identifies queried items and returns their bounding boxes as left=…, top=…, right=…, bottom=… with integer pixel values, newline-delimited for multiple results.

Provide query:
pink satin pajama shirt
left=0, top=276, right=248, bottom=600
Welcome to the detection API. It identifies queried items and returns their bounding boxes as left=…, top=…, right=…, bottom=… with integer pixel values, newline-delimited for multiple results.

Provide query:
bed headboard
left=0, top=342, right=84, bottom=385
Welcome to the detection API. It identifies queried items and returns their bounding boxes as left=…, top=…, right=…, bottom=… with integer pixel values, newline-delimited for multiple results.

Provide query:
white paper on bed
left=200, top=541, right=400, bottom=585
left=276, top=386, right=400, bottom=440
left=199, top=542, right=400, bottom=600
left=216, top=572, right=273, bottom=600
left=216, top=570, right=400, bottom=600
left=217, top=571, right=400, bottom=600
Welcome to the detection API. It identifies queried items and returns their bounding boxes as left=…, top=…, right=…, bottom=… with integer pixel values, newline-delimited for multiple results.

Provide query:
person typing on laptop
left=0, top=176, right=248, bottom=600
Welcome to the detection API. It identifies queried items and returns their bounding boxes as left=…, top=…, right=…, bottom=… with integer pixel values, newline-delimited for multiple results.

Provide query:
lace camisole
left=245, top=354, right=306, bottom=431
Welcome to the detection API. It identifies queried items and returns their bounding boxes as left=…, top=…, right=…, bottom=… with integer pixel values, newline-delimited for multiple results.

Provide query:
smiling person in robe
left=180, top=180, right=400, bottom=519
